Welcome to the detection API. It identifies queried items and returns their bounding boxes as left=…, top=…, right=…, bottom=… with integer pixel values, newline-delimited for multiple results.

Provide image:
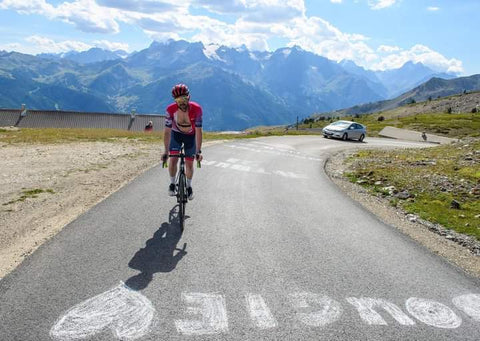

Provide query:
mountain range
left=317, top=74, right=480, bottom=118
left=0, top=40, right=463, bottom=130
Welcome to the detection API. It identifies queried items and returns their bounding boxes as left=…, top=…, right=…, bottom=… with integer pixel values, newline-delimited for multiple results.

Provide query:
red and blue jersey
left=165, top=101, right=203, bottom=135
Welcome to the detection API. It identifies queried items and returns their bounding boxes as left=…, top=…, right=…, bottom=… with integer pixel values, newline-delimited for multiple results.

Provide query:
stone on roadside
left=450, top=200, right=461, bottom=209
left=406, top=214, right=418, bottom=222
left=383, top=186, right=397, bottom=195
left=471, top=185, right=480, bottom=196
left=396, top=190, right=411, bottom=200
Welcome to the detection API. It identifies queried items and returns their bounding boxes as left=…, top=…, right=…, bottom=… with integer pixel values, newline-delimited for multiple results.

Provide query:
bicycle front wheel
left=178, top=172, right=186, bottom=230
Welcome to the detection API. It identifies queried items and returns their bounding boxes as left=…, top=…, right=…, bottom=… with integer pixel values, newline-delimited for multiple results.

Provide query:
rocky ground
left=395, top=91, right=480, bottom=116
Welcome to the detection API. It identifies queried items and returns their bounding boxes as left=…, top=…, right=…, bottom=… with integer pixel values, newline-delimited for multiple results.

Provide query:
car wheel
left=342, top=133, right=348, bottom=141
left=323, top=135, right=328, bottom=138
left=359, top=134, right=365, bottom=142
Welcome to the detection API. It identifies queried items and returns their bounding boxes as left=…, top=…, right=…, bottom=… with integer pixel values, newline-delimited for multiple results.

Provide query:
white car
left=322, top=120, right=366, bottom=142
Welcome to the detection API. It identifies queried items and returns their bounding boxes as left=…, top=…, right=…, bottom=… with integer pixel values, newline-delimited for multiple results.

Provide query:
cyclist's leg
left=168, top=131, right=182, bottom=187
left=183, top=134, right=196, bottom=199
left=183, top=133, right=196, bottom=181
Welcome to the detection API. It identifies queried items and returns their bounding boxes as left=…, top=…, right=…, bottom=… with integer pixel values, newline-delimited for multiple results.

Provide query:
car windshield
left=330, top=121, right=350, bottom=128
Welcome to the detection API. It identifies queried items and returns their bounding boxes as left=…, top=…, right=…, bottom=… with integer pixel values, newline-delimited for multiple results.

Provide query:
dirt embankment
left=0, top=141, right=162, bottom=278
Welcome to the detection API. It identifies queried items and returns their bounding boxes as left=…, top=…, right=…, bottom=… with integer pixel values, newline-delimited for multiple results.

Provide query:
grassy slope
left=344, top=141, right=480, bottom=239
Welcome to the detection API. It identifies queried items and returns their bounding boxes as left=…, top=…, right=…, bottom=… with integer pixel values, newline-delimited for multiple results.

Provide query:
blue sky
left=0, top=0, right=478, bottom=75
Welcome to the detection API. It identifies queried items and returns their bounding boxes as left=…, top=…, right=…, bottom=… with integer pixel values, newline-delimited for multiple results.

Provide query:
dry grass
left=0, top=128, right=164, bottom=144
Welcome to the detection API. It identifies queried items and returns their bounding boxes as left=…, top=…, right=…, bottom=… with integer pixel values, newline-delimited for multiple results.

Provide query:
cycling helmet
left=172, top=83, right=190, bottom=98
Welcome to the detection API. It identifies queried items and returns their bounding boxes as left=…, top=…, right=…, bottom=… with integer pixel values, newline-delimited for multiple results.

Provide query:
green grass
left=300, top=111, right=480, bottom=138
left=3, top=188, right=55, bottom=205
left=343, top=140, right=480, bottom=239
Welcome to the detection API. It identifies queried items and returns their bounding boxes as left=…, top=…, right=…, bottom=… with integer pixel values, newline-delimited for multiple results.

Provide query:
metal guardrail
left=0, top=107, right=165, bottom=132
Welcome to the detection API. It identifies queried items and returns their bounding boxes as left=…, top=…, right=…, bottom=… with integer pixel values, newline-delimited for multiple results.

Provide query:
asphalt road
left=1, top=136, right=479, bottom=341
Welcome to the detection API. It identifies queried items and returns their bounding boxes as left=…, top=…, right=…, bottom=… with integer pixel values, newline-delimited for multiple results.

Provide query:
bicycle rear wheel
left=178, top=172, right=187, bottom=230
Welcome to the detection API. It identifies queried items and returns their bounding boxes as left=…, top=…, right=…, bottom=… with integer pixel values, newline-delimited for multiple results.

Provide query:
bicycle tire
left=178, top=172, right=186, bottom=230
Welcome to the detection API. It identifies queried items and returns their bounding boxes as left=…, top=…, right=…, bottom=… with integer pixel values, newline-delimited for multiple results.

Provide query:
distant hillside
left=315, top=74, right=480, bottom=118
left=39, top=48, right=127, bottom=64
left=0, top=40, right=463, bottom=130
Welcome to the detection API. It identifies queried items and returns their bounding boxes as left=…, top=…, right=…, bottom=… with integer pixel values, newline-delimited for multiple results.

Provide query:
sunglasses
left=174, top=95, right=189, bottom=104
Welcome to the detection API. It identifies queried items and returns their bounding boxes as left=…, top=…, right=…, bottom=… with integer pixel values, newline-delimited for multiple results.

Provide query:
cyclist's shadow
left=125, top=205, right=187, bottom=291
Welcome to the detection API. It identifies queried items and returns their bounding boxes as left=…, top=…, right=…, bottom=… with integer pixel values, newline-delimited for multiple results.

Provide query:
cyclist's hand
left=195, top=153, right=203, bottom=162
left=161, top=153, right=168, bottom=165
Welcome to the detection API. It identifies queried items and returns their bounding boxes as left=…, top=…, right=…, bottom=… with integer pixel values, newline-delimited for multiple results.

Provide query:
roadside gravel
left=325, top=151, right=480, bottom=278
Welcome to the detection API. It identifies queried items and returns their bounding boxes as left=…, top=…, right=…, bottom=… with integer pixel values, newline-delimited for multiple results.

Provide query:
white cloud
left=193, top=0, right=305, bottom=23
left=272, top=16, right=378, bottom=65
left=192, top=16, right=270, bottom=51
left=377, top=44, right=401, bottom=53
left=26, top=35, right=92, bottom=53
left=93, top=40, right=129, bottom=51
left=0, top=42, right=22, bottom=52
left=0, top=0, right=120, bottom=33
left=23, top=35, right=129, bottom=54
left=0, top=0, right=463, bottom=73
left=330, top=0, right=343, bottom=3
left=96, top=0, right=179, bottom=13
left=372, top=44, right=463, bottom=73
left=0, top=0, right=54, bottom=15
left=368, top=0, right=397, bottom=10
left=427, top=6, right=440, bottom=11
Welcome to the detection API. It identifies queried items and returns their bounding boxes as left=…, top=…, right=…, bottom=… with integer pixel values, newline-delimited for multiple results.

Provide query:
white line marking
left=249, top=142, right=296, bottom=151
left=201, top=159, right=306, bottom=178
left=226, top=158, right=241, bottom=163
left=230, top=164, right=252, bottom=172
left=175, top=293, right=229, bottom=335
left=214, top=162, right=231, bottom=168
left=255, top=167, right=270, bottom=175
left=289, top=293, right=342, bottom=327
left=225, top=144, right=322, bottom=161
left=346, top=297, right=415, bottom=326
left=50, top=282, right=155, bottom=340
left=201, top=160, right=217, bottom=166
left=452, top=294, right=480, bottom=321
left=245, top=294, right=278, bottom=329
left=272, top=170, right=307, bottom=179
left=406, top=297, right=462, bottom=329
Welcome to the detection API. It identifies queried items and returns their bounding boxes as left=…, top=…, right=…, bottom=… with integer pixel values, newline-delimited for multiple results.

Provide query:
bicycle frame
left=162, top=145, right=200, bottom=231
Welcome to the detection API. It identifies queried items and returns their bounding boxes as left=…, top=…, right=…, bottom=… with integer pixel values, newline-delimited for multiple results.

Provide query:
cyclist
left=162, top=84, right=203, bottom=200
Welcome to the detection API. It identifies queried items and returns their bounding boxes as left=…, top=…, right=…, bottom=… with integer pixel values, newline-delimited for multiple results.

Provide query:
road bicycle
left=162, top=146, right=200, bottom=230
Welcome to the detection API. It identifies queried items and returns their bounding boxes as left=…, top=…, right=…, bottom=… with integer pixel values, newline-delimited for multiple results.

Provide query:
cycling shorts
left=169, top=130, right=196, bottom=161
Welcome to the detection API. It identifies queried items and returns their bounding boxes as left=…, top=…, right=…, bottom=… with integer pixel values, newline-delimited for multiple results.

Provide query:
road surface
left=1, top=136, right=479, bottom=340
